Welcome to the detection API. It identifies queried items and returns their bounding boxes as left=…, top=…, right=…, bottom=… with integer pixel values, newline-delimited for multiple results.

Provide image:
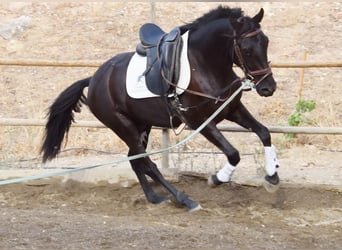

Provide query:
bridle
left=233, top=28, right=273, bottom=88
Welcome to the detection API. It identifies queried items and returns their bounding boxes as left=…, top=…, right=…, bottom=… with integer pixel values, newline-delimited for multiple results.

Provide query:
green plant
left=286, top=99, right=316, bottom=139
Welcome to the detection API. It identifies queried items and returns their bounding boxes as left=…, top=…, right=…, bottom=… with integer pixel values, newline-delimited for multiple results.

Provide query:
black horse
left=41, top=6, right=280, bottom=211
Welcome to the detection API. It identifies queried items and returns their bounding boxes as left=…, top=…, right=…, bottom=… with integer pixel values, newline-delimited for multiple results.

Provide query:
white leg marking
left=216, top=162, right=236, bottom=182
left=264, top=144, right=279, bottom=176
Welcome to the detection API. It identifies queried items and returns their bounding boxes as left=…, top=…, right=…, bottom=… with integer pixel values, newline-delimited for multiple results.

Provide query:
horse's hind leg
left=105, top=114, right=200, bottom=211
left=98, top=113, right=167, bottom=204
left=130, top=155, right=168, bottom=204
left=227, top=102, right=280, bottom=192
left=134, top=130, right=200, bottom=211
left=127, top=129, right=169, bottom=204
left=131, top=141, right=200, bottom=211
left=143, top=157, right=201, bottom=212
left=131, top=154, right=200, bottom=211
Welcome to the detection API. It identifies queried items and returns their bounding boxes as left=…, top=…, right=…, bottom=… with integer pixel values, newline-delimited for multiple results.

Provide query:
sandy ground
left=0, top=2, right=341, bottom=249
left=1, top=177, right=342, bottom=250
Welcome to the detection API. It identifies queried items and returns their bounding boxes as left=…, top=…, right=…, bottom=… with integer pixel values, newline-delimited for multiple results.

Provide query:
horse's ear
left=253, top=8, right=264, bottom=23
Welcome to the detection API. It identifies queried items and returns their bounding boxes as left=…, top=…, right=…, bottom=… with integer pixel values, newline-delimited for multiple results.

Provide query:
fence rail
left=1, top=118, right=341, bottom=135
left=1, top=59, right=341, bottom=169
left=1, top=59, right=342, bottom=68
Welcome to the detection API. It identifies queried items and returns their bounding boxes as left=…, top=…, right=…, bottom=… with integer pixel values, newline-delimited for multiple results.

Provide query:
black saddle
left=136, top=23, right=183, bottom=96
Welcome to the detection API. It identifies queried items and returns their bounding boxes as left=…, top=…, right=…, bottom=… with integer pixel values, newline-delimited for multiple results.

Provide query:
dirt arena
left=0, top=2, right=341, bottom=249
left=1, top=176, right=341, bottom=249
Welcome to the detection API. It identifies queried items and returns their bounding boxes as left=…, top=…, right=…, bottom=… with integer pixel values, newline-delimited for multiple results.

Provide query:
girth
left=136, top=23, right=183, bottom=95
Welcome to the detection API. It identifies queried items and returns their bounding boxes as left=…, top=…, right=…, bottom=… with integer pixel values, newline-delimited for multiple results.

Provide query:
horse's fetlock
left=228, top=151, right=240, bottom=166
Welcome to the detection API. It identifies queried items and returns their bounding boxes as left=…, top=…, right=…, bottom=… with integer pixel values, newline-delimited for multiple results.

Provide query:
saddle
left=136, top=23, right=183, bottom=96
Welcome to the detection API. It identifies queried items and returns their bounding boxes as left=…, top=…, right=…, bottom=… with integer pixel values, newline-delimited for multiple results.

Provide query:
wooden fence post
left=298, top=51, right=308, bottom=100
left=150, top=1, right=156, bottom=23
left=161, top=128, right=170, bottom=168
left=148, top=0, right=170, bottom=168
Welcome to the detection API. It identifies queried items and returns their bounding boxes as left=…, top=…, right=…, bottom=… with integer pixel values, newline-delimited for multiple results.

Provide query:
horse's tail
left=41, top=77, right=91, bottom=163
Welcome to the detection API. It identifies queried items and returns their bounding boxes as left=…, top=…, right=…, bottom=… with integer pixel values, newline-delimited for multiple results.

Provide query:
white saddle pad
left=126, top=31, right=190, bottom=99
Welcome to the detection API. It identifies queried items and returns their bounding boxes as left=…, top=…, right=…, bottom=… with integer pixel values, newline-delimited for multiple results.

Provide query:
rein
left=162, top=69, right=241, bottom=103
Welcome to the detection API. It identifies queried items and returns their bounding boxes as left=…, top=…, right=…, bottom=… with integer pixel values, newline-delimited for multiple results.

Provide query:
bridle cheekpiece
left=233, top=28, right=272, bottom=89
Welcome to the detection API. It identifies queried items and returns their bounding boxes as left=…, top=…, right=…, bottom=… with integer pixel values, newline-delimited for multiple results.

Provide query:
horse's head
left=233, top=8, right=277, bottom=97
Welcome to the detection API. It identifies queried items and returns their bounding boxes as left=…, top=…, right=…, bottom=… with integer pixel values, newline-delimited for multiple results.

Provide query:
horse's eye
left=242, top=48, right=253, bottom=57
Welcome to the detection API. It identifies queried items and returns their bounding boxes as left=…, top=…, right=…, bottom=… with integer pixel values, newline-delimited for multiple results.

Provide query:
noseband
left=233, top=28, right=272, bottom=88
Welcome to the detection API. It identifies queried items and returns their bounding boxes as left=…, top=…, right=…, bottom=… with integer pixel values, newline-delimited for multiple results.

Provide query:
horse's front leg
left=197, top=121, right=241, bottom=186
left=227, top=101, right=280, bottom=192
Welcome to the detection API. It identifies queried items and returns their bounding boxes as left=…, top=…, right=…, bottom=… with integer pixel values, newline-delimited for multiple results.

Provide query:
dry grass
left=0, top=2, right=341, bottom=164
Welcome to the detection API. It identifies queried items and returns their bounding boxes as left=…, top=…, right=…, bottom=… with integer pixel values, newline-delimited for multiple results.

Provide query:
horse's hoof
left=148, top=194, right=169, bottom=204
left=208, top=175, right=223, bottom=187
left=188, top=203, right=202, bottom=212
left=263, top=173, right=280, bottom=193
left=184, top=198, right=202, bottom=212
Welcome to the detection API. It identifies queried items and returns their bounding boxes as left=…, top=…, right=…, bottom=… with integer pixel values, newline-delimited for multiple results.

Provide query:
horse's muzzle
left=256, top=75, right=277, bottom=97
left=259, top=87, right=275, bottom=97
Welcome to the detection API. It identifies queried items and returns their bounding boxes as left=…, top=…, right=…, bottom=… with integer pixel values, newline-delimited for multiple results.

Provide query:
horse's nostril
left=260, top=88, right=274, bottom=97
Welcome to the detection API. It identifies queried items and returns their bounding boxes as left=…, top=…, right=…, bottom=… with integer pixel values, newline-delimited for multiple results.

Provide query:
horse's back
left=87, top=51, right=172, bottom=128
left=87, top=52, right=133, bottom=120
left=89, top=52, right=133, bottom=92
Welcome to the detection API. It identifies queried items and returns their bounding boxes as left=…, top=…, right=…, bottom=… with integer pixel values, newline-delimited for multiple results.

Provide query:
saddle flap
left=126, top=31, right=191, bottom=99
left=139, top=23, right=166, bottom=47
left=135, top=23, right=185, bottom=96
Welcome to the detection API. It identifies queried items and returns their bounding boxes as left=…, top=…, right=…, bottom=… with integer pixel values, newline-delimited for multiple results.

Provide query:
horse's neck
left=188, top=21, right=235, bottom=87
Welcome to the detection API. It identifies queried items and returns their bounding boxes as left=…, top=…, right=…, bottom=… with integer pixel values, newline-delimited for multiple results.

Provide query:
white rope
left=0, top=81, right=251, bottom=186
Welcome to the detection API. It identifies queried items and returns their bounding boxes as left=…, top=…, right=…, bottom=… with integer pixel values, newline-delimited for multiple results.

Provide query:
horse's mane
left=180, top=6, right=244, bottom=31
